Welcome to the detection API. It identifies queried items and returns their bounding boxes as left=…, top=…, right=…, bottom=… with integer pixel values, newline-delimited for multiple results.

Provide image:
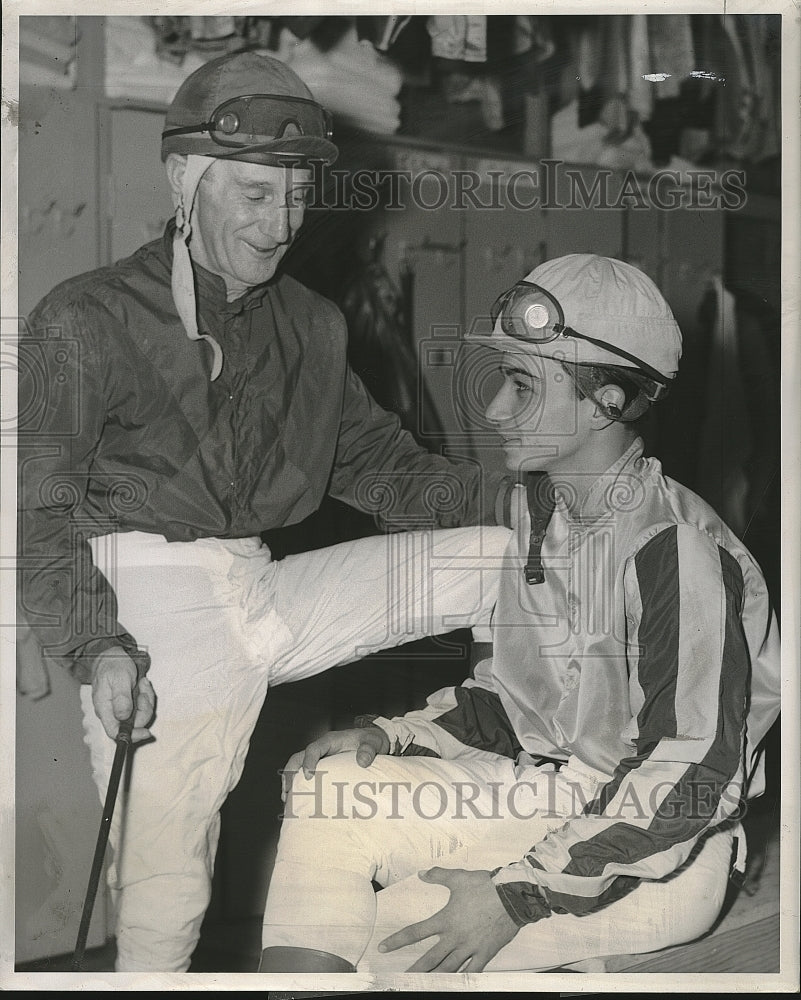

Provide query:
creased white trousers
left=79, top=525, right=511, bottom=972
left=263, top=751, right=736, bottom=974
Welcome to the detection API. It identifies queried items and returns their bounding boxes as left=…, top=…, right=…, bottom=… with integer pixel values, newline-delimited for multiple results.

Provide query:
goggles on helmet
left=162, top=93, right=334, bottom=150
left=490, top=280, right=670, bottom=396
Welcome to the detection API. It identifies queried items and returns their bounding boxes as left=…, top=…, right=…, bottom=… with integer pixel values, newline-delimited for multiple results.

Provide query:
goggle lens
left=164, top=93, right=334, bottom=151
left=488, top=279, right=670, bottom=390
left=490, top=282, right=565, bottom=339
left=209, top=95, right=333, bottom=147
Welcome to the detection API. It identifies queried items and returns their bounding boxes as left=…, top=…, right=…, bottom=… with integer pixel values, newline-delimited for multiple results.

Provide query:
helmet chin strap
left=171, top=154, right=224, bottom=381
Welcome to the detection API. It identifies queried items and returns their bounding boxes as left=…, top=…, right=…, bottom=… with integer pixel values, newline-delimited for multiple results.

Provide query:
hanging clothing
left=426, top=15, right=487, bottom=63
left=625, top=15, right=696, bottom=121
left=720, top=14, right=756, bottom=160
left=574, top=18, right=604, bottom=127
left=284, top=21, right=403, bottom=134
left=278, top=16, right=328, bottom=40
left=647, top=14, right=695, bottom=99
left=339, top=237, right=446, bottom=446
left=740, top=14, right=780, bottom=163
left=605, top=15, right=630, bottom=98
left=188, top=16, right=236, bottom=44
left=577, top=18, right=603, bottom=90
left=355, top=15, right=413, bottom=52
left=628, top=15, right=652, bottom=120
left=695, top=277, right=753, bottom=538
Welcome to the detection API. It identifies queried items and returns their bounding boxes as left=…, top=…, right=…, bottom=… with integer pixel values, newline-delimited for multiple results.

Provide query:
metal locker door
left=625, top=203, right=724, bottom=491
left=409, top=243, right=477, bottom=464
left=15, top=634, right=110, bottom=963
left=462, top=159, right=547, bottom=478
left=661, top=208, right=724, bottom=336
left=375, top=145, right=468, bottom=458
left=100, top=106, right=175, bottom=266
left=542, top=164, right=624, bottom=261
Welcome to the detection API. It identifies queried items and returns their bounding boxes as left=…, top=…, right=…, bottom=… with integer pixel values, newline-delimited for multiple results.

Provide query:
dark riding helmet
left=161, top=51, right=338, bottom=167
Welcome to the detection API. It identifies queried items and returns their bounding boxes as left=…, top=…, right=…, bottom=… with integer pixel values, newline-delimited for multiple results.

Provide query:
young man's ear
left=164, top=153, right=188, bottom=207
left=591, top=384, right=626, bottom=426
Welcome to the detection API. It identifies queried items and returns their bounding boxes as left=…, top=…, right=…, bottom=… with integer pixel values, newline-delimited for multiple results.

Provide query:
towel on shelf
left=281, top=22, right=403, bottom=134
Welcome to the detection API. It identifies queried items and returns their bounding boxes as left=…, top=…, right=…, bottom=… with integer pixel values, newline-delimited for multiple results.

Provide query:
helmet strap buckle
left=175, top=202, right=188, bottom=234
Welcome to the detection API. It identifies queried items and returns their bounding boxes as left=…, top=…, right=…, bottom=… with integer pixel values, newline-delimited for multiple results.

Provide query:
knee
left=276, top=753, right=402, bottom=871
left=282, top=752, right=375, bottom=821
left=281, top=752, right=426, bottom=827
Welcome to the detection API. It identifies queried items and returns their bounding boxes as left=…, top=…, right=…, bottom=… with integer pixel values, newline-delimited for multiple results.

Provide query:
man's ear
left=591, top=384, right=626, bottom=426
left=164, top=154, right=187, bottom=208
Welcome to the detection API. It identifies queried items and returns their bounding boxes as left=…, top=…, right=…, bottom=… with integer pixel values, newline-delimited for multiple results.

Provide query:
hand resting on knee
left=281, top=725, right=391, bottom=801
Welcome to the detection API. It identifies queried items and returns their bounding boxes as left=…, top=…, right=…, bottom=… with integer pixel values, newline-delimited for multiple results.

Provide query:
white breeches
left=80, top=525, right=511, bottom=971
left=263, top=751, right=735, bottom=974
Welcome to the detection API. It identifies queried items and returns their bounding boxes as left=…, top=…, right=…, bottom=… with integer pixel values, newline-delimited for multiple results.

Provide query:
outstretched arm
left=329, top=364, right=512, bottom=530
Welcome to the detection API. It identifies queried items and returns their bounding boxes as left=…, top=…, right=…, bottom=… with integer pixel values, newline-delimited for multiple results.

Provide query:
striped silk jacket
left=367, top=438, right=781, bottom=924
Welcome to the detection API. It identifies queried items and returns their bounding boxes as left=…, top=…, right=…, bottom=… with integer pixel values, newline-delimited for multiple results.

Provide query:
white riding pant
left=263, top=752, right=737, bottom=974
left=79, top=525, right=511, bottom=972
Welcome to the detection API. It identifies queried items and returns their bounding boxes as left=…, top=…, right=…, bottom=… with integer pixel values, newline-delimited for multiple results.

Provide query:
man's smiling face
left=189, top=159, right=311, bottom=298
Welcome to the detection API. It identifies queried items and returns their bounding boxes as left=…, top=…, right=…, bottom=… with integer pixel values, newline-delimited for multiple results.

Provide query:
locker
left=541, top=164, right=625, bottom=262
left=100, top=106, right=175, bottom=266
left=462, top=158, right=547, bottom=478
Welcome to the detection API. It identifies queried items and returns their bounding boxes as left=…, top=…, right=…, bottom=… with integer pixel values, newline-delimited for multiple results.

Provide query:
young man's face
left=485, top=351, right=593, bottom=475
left=190, top=159, right=311, bottom=297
